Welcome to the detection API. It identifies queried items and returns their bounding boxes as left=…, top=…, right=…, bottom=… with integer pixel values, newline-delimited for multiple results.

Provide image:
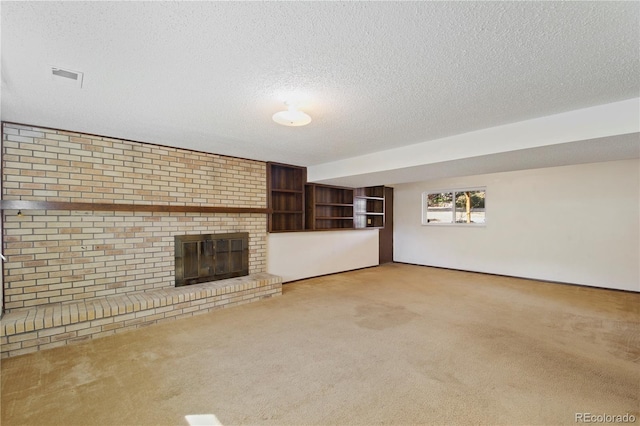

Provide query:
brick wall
left=2, top=123, right=268, bottom=311
left=2, top=124, right=264, bottom=206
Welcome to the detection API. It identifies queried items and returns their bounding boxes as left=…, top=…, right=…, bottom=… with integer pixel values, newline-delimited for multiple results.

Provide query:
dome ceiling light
left=272, top=102, right=312, bottom=127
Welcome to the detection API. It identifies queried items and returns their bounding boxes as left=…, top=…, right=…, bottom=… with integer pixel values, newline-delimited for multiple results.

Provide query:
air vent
left=50, top=66, right=84, bottom=88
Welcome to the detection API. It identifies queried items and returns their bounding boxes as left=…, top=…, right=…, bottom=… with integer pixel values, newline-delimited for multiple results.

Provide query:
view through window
left=423, top=188, right=486, bottom=225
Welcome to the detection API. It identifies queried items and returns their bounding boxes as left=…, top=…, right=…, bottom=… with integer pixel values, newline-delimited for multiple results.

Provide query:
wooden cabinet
left=267, top=162, right=306, bottom=232
left=305, top=184, right=354, bottom=230
left=354, top=186, right=385, bottom=228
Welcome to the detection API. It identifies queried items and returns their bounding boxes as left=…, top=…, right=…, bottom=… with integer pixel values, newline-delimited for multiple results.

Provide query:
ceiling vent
left=50, top=66, right=84, bottom=88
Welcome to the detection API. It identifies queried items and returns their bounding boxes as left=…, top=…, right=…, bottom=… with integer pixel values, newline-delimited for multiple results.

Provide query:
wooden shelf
left=0, top=200, right=269, bottom=214
left=354, top=185, right=385, bottom=229
left=271, top=189, right=303, bottom=194
left=267, top=163, right=389, bottom=232
left=316, top=216, right=354, bottom=220
left=268, top=162, right=306, bottom=192
left=354, top=186, right=385, bottom=198
left=267, top=162, right=307, bottom=232
left=305, top=184, right=354, bottom=230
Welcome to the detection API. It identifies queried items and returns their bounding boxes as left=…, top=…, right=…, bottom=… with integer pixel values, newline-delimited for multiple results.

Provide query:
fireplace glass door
left=175, top=233, right=249, bottom=286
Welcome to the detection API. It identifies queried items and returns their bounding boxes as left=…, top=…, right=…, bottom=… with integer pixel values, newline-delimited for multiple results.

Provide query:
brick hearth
left=1, top=273, right=282, bottom=358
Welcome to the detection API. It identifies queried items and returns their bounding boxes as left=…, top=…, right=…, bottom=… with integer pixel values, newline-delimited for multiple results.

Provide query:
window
left=422, top=188, right=486, bottom=225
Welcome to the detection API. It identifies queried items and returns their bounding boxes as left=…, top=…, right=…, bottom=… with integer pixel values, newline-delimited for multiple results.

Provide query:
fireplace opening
left=175, top=232, right=249, bottom=287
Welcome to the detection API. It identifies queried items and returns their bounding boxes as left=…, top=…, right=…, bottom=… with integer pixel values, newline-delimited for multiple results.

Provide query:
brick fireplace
left=0, top=123, right=282, bottom=357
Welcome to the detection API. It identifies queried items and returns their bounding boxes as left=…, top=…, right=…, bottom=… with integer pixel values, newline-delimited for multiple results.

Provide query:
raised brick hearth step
left=0, top=273, right=282, bottom=358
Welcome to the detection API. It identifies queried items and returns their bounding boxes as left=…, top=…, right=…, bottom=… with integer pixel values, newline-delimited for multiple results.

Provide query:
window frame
left=421, top=187, right=487, bottom=227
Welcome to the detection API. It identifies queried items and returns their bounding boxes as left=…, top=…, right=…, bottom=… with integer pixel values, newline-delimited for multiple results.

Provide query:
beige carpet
left=1, top=263, right=639, bottom=426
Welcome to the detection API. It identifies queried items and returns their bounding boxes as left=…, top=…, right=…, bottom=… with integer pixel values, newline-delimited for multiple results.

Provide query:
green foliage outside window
left=424, top=189, right=486, bottom=225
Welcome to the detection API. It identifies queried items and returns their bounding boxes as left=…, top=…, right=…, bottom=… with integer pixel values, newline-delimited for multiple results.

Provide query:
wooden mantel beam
left=0, top=200, right=270, bottom=214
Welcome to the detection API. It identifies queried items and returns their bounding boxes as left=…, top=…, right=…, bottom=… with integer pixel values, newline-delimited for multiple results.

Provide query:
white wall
left=393, top=159, right=640, bottom=292
left=0, top=136, right=3, bottom=314
left=267, top=230, right=379, bottom=282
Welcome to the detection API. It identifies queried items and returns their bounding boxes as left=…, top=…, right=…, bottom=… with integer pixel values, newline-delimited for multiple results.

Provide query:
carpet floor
left=1, top=263, right=639, bottom=425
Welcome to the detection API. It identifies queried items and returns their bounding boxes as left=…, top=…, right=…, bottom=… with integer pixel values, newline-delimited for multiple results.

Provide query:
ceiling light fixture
left=272, top=102, right=312, bottom=127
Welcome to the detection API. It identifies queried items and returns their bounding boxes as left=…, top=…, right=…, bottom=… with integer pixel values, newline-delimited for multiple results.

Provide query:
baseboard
left=282, top=264, right=382, bottom=285
left=392, top=261, right=639, bottom=294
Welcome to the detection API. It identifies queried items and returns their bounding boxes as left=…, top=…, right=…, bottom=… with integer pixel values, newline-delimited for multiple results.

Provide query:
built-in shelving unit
left=354, top=186, right=385, bottom=229
left=267, top=162, right=306, bottom=232
left=305, top=184, right=354, bottom=230
left=266, top=162, right=387, bottom=232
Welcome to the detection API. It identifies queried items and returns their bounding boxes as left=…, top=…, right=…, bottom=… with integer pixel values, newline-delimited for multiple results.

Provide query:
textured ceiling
left=1, top=2, right=639, bottom=174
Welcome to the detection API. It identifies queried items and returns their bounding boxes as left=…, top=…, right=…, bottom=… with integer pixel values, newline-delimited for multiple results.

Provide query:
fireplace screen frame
left=175, top=232, right=249, bottom=287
